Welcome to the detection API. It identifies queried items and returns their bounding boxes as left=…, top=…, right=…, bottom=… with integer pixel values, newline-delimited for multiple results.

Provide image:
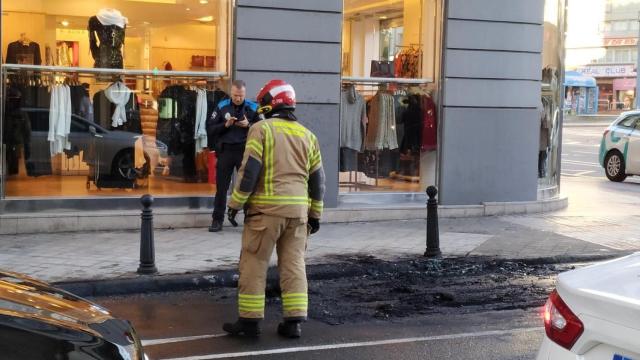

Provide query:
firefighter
left=222, top=80, right=325, bottom=338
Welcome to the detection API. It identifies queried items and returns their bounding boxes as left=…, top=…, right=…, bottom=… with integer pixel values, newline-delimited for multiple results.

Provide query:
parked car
left=0, top=269, right=146, bottom=359
left=536, top=253, right=640, bottom=359
left=599, top=110, right=640, bottom=182
left=16, top=107, right=156, bottom=185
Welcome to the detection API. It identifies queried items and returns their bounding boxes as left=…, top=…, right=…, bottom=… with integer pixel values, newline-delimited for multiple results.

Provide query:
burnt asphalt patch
left=303, top=255, right=576, bottom=325
left=92, top=256, right=588, bottom=326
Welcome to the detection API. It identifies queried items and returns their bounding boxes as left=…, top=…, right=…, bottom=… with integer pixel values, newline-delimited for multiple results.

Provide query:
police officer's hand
left=228, top=207, right=239, bottom=227
left=308, top=217, right=320, bottom=235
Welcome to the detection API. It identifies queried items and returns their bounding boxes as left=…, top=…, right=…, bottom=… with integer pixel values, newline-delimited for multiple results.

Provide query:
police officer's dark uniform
left=207, top=98, right=260, bottom=232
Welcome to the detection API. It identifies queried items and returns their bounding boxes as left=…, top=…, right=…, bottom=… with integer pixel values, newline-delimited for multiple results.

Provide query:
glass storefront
left=539, top=0, right=567, bottom=196
left=1, top=0, right=231, bottom=198
left=339, top=0, right=443, bottom=194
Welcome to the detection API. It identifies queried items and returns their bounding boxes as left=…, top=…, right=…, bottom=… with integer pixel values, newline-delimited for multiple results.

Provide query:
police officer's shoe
left=277, top=320, right=302, bottom=338
left=208, top=219, right=223, bottom=232
left=223, top=319, right=261, bottom=337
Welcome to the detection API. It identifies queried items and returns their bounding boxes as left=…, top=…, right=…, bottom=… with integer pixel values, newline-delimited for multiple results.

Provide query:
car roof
left=19, top=107, right=109, bottom=132
left=619, top=110, right=640, bottom=117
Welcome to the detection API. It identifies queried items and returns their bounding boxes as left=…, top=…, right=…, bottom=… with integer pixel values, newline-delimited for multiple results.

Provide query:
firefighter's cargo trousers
left=237, top=214, right=308, bottom=320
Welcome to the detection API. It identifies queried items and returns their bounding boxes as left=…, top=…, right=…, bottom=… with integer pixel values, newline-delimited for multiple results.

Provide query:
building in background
left=567, top=0, right=640, bottom=112
left=0, top=0, right=567, bottom=232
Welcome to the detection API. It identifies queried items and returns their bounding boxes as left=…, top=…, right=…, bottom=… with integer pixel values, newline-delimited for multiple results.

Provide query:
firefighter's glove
left=228, top=207, right=239, bottom=227
left=308, top=217, right=320, bottom=235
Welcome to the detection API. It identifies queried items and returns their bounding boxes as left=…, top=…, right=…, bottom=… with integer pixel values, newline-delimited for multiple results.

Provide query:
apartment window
left=613, top=21, right=628, bottom=31
left=615, top=49, right=631, bottom=63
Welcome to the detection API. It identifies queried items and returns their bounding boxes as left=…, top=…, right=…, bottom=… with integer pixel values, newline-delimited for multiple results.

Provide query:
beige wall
left=2, top=11, right=216, bottom=71
left=403, top=0, right=422, bottom=46
left=1, top=12, right=47, bottom=61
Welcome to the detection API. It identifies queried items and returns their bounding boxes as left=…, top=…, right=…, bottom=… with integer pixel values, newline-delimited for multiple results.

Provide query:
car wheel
left=112, top=149, right=150, bottom=181
left=604, top=151, right=627, bottom=182
left=113, top=149, right=137, bottom=181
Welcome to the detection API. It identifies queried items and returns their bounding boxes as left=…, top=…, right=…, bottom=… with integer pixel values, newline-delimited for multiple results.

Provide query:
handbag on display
left=191, top=55, right=205, bottom=67
left=205, top=56, right=216, bottom=68
left=370, top=60, right=395, bottom=78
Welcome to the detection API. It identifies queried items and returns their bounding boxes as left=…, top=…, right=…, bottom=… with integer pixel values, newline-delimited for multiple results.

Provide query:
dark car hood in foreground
left=0, top=270, right=141, bottom=350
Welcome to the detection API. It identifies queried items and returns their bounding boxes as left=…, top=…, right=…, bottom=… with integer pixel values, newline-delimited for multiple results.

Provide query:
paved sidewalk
left=0, top=214, right=627, bottom=284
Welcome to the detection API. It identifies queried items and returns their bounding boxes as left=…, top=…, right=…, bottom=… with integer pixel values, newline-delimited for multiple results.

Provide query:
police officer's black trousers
left=213, top=145, right=245, bottom=221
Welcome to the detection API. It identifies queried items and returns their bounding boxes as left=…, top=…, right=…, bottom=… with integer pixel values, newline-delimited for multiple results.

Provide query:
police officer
left=223, top=80, right=325, bottom=338
left=207, top=80, right=260, bottom=232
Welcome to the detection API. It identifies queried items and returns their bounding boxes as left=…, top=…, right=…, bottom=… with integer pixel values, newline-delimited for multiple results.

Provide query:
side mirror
left=89, top=126, right=97, bottom=136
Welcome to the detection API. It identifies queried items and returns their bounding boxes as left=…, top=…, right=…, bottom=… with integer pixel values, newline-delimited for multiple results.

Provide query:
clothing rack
left=340, top=79, right=432, bottom=190
left=1, top=64, right=226, bottom=81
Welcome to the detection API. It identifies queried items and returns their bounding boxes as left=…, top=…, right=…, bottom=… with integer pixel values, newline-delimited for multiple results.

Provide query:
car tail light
left=544, top=290, right=584, bottom=350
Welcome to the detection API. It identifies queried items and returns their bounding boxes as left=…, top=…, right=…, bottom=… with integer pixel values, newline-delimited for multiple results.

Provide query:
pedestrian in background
left=206, top=80, right=260, bottom=232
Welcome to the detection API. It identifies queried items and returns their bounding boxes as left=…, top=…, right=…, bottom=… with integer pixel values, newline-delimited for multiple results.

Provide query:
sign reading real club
left=576, top=64, right=637, bottom=78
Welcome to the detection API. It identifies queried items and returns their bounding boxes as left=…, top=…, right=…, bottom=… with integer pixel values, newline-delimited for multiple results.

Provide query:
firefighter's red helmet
left=256, top=79, right=296, bottom=114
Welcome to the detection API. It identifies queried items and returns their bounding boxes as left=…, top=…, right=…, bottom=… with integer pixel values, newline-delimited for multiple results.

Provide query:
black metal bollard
left=138, top=194, right=158, bottom=274
left=424, top=186, right=442, bottom=258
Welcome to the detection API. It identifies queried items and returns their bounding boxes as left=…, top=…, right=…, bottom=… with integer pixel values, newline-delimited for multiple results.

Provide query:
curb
left=55, top=252, right=630, bottom=298
left=1, top=197, right=569, bottom=235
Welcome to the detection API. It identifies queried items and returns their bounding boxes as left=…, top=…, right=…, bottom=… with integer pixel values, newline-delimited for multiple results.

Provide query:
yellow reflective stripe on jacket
left=275, top=127, right=307, bottom=138
left=249, top=195, right=309, bottom=205
left=246, top=139, right=263, bottom=157
left=272, top=120, right=307, bottom=132
left=262, top=123, right=274, bottom=196
left=231, top=190, right=250, bottom=204
left=310, top=200, right=323, bottom=213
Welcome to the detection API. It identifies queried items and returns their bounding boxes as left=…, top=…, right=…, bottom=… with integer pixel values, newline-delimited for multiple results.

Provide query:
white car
left=536, top=253, right=640, bottom=360
left=599, top=110, right=640, bottom=182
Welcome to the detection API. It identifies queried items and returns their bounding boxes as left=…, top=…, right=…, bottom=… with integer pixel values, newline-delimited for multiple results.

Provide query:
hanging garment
left=6, top=41, right=42, bottom=65
left=365, top=92, right=398, bottom=151
left=104, top=82, right=132, bottom=127
left=48, top=85, right=72, bottom=155
left=57, top=42, right=72, bottom=67
left=340, top=85, right=368, bottom=151
left=93, top=89, right=141, bottom=133
left=70, top=85, right=94, bottom=122
left=420, top=95, right=437, bottom=152
left=194, top=89, right=208, bottom=154
left=401, top=94, right=422, bottom=153
left=88, top=10, right=126, bottom=69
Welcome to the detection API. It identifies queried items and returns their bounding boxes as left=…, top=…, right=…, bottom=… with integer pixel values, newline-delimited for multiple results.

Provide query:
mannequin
left=88, top=8, right=128, bottom=69
left=6, top=33, right=42, bottom=65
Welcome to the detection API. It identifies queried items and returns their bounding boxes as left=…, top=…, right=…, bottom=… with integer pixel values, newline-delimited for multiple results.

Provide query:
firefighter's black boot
left=277, top=320, right=302, bottom=338
left=223, top=318, right=261, bottom=337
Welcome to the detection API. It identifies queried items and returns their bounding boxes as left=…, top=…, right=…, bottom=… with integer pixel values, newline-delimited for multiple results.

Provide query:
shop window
left=1, top=0, right=232, bottom=198
left=340, top=0, right=442, bottom=194
left=540, top=0, right=565, bottom=195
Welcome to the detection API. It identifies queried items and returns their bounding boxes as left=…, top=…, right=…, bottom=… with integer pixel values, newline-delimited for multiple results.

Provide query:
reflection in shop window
left=1, top=0, right=232, bottom=198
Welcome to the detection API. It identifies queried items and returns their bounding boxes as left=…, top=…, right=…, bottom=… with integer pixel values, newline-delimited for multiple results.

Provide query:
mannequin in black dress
left=88, top=9, right=127, bottom=69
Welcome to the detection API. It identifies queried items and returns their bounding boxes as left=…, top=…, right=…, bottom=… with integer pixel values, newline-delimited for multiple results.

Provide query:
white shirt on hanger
left=194, top=88, right=209, bottom=154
